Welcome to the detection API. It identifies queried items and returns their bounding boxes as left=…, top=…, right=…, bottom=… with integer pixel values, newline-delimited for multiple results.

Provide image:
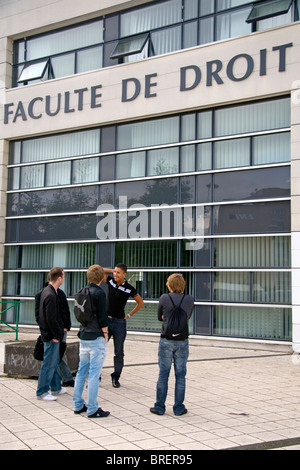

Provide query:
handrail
left=0, top=300, right=24, bottom=341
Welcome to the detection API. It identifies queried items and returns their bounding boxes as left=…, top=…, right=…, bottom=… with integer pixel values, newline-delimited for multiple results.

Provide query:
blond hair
left=87, top=264, right=104, bottom=284
left=166, top=273, right=186, bottom=294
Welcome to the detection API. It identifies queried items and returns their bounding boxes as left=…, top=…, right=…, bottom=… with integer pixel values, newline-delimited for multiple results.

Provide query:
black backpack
left=74, top=286, right=94, bottom=326
left=165, top=294, right=189, bottom=341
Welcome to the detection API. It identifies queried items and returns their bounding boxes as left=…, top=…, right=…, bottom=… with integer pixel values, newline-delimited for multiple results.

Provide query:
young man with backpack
left=73, top=265, right=110, bottom=418
left=150, top=273, right=194, bottom=416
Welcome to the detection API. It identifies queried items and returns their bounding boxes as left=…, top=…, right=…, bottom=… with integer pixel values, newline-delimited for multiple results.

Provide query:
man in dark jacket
left=73, top=265, right=110, bottom=418
left=36, top=267, right=66, bottom=401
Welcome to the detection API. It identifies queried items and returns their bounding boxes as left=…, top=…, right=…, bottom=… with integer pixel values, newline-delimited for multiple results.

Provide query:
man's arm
left=125, top=294, right=144, bottom=321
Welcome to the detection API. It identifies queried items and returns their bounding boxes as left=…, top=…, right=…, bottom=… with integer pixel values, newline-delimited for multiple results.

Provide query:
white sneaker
left=52, top=387, right=67, bottom=396
left=37, top=393, right=57, bottom=401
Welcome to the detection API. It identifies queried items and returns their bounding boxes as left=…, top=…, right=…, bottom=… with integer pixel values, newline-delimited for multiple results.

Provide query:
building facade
left=0, top=0, right=300, bottom=349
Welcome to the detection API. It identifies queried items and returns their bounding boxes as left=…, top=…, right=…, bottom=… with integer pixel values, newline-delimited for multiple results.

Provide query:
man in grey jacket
left=150, top=273, right=194, bottom=416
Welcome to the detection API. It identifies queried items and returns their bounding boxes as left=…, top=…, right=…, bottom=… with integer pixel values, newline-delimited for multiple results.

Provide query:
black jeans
left=108, top=318, right=127, bottom=379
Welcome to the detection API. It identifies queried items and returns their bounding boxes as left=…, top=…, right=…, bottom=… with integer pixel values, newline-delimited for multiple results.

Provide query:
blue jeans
left=108, top=318, right=127, bottom=379
left=154, top=338, right=189, bottom=416
left=36, top=340, right=61, bottom=397
left=73, top=337, right=107, bottom=416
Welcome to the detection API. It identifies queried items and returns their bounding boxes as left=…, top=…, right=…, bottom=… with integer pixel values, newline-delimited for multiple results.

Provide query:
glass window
left=214, top=271, right=250, bottom=302
left=20, top=164, right=44, bottom=189
left=196, top=143, right=212, bottom=170
left=214, top=167, right=290, bottom=202
left=213, top=201, right=291, bottom=234
left=253, top=132, right=290, bottom=164
left=151, top=26, right=181, bottom=56
left=20, top=129, right=100, bottom=164
left=246, top=0, right=292, bottom=23
left=253, top=271, right=291, bottom=303
left=116, top=178, right=178, bottom=206
left=216, top=7, right=252, bottom=41
left=17, top=60, right=49, bottom=83
left=77, top=45, right=103, bottom=73
left=214, top=236, right=291, bottom=267
left=115, top=240, right=178, bottom=267
left=147, top=147, right=179, bottom=176
left=111, top=33, right=149, bottom=59
left=46, top=161, right=71, bottom=186
left=51, top=53, right=74, bottom=79
left=19, top=186, right=99, bottom=216
left=116, top=152, right=146, bottom=179
left=117, top=116, right=179, bottom=150
left=181, top=145, right=196, bottom=172
left=120, top=0, right=182, bottom=36
left=214, top=137, right=250, bottom=169
left=213, top=305, right=291, bottom=339
left=215, top=98, right=290, bottom=136
left=72, top=157, right=99, bottom=184
left=26, top=20, right=103, bottom=60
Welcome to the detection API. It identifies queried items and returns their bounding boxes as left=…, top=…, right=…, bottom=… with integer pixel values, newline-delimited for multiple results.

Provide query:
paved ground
left=1, top=331, right=300, bottom=451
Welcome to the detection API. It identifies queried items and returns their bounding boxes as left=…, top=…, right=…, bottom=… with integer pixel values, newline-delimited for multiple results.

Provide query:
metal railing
left=0, top=301, right=24, bottom=341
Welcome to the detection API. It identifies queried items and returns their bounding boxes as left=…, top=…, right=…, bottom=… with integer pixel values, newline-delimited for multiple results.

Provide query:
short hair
left=166, top=273, right=186, bottom=294
left=87, top=264, right=104, bottom=284
left=49, top=267, right=64, bottom=283
left=115, top=263, right=127, bottom=273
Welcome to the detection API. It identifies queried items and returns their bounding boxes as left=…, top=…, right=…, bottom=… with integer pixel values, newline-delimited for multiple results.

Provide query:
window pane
left=182, top=114, right=196, bottom=141
left=147, top=147, right=179, bottom=176
left=217, top=0, right=253, bottom=10
left=214, top=137, right=250, bottom=169
left=196, top=142, right=212, bottom=170
left=184, top=0, right=198, bottom=20
left=183, top=20, right=198, bottom=49
left=46, top=161, right=71, bottom=186
left=120, top=0, right=182, bottom=36
left=111, top=33, right=149, bottom=58
left=253, top=132, right=290, bottom=164
left=77, top=45, right=103, bottom=72
left=117, top=117, right=179, bottom=150
left=214, top=305, right=291, bottom=340
left=253, top=272, right=291, bottom=303
left=200, top=0, right=214, bottom=15
left=26, top=20, right=103, bottom=60
left=151, top=26, right=181, bottom=56
left=199, top=17, right=214, bottom=45
left=214, top=166, right=290, bottom=202
left=215, top=98, right=290, bottom=136
left=181, top=145, right=195, bottom=172
left=216, top=7, right=252, bottom=41
left=197, top=110, right=212, bottom=138
left=214, top=201, right=291, bottom=234
left=18, top=60, right=48, bottom=82
left=214, top=236, right=291, bottom=268
left=116, top=178, right=178, bottom=206
left=51, top=53, right=74, bottom=79
left=247, top=0, right=292, bottom=23
left=116, top=152, right=146, bottom=179
left=20, top=164, right=44, bottom=189
left=214, top=272, right=250, bottom=302
left=115, top=240, right=177, bottom=267
left=72, top=157, right=99, bottom=184
left=21, top=129, right=100, bottom=163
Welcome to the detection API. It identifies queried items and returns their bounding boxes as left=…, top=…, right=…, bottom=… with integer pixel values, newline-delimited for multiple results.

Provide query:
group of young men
left=36, top=264, right=194, bottom=418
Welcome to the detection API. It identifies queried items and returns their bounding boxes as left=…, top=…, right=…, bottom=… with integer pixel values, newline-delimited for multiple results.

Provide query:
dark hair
left=115, top=263, right=127, bottom=273
left=49, top=267, right=64, bottom=282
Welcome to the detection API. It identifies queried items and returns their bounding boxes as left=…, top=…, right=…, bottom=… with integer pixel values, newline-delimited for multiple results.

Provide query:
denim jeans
left=154, top=338, right=189, bottom=415
left=36, top=340, right=61, bottom=397
left=73, top=337, right=107, bottom=416
left=57, top=332, right=73, bottom=383
left=108, top=318, right=127, bottom=379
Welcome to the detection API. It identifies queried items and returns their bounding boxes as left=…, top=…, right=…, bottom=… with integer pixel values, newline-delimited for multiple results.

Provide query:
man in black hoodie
left=36, top=267, right=66, bottom=401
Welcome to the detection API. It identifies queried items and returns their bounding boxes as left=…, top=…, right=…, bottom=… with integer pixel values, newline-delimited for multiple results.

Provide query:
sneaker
left=175, top=408, right=188, bottom=416
left=37, top=393, right=57, bottom=401
left=52, top=387, right=67, bottom=396
left=74, top=404, right=87, bottom=414
left=112, top=377, right=120, bottom=388
left=88, top=408, right=110, bottom=418
left=150, top=407, right=164, bottom=416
